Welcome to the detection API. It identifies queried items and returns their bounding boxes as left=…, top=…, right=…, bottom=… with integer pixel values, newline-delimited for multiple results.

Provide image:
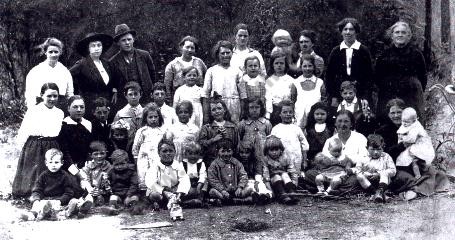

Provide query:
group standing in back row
left=14, top=18, right=449, bottom=221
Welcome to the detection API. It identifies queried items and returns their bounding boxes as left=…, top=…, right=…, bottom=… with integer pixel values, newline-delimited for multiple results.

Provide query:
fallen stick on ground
left=121, top=221, right=173, bottom=229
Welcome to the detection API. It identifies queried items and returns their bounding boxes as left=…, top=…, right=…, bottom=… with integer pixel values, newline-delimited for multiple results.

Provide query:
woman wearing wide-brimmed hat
left=70, top=32, right=119, bottom=120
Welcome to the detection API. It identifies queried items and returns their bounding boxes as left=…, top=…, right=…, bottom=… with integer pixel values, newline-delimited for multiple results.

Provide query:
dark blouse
left=375, top=120, right=406, bottom=161
left=58, top=120, right=93, bottom=169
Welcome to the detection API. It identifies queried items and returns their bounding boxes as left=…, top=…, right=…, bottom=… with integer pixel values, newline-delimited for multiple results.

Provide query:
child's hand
left=196, top=183, right=204, bottom=195
left=221, top=190, right=231, bottom=199
left=91, top=188, right=100, bottom=196
left=300, top=172, right=306, bottom=179
left=235, top=188, right=243, bottom=197
left=212, top=133, right=224, bottom=143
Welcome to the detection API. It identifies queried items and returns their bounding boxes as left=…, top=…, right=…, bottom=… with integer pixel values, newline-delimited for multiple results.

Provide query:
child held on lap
left=396, top=107, right=435, bottom=179
left=237, top=141, right=273, bottom=204
left=270, top=99, right=309, bottom=177
left=145, top=138, right=190, bottom=210
left=262, top=136, right=299, bottom=204
left=21, top=149, right=82, bottom=221
left=132, top=104, right=168, bottom=191
left=207, top=139, right=253, bottom=204
left=353, top=134, right=396, bottom=202
left=80, top=141, right=113, bottom=206
left=313, top=138, right=353, bottom=195
left=113, top=81, right=143, bottom=149
left=180, top=142, right=208, bottom=207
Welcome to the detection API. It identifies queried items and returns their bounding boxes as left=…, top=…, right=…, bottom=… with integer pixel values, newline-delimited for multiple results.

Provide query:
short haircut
left=40, top=82, right=60, bottom=96
left=246, top=97, right=266, bottom=118
left=367, top=134, right=385, bottom=148
left=45, top=148, right=63, bottom=162
left=175, top=100, right=193, bottom=116
left=278, top=99, right=295, bottom=112
left=271, top=29, right=292, bottom=45
left=268, top=52, right=289, bottom=75
left=89, top=140, right=107, bottom=153
left=337, top=17, right=361, bottom=34
left=183, top=141, right=202, bottom=156
left=67, top=95, right=85, bottom=108
left=299, top=30, right=316, bottom=43
left=263, top=135, right=285, bottom=155
left=216, top=138, right=234, bottom=151
left=212, top=40, right=234, bottom=62
left=234, top=23, right=250, bottom=35
left=300, top=53, right=319, bottom=75
left=178, top=35, right=199, bottom=51
left=142, top=103, right=164, bottom=127
left=209, top=96, right=232, bottom=122
left=152, top=82, right=166, bottom=93
left=340, top=81, right=356, bottom=93
left=158, top=137, right=175, bottom=151
left=243, top=55, right=261, bottom=70
left=182, top=66, right=199, bottom=77
left=93, top=97, right=110, bottom=109
left=123, top=81, right=142, bottom=94
left=335, top=109, right=356, bottom=130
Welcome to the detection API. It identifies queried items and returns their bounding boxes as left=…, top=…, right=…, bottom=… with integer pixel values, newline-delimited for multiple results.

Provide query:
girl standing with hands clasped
left=294, top=54, right=326, bottom=129
left=265, top=53, right=297, bottom=126
left=132, top=104, right=168, bottom=191
left=13, top=83, right=64, bottom=198
left=173, top=66, right=204, bottom=128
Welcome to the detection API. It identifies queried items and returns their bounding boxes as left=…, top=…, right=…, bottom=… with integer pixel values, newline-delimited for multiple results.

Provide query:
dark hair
left=340, top=81, right=356, bottom=93
left=209, top=96, right=231, bottom=122
left=175, top=100, right=194, bottom=116
left=335, top=109, right=356, bottom=130
left=263, top=135, right=284, bottom=156
left=152, top=82, right=166, bottom=93
left=305, top=102, right=334, bottom=132
left=40, top=82, right=60, bottom=96
left=93, top=97, right=110, bottom=110
left=183, top=141, right=202, bottom=156
left=386, top=98, right=406, bottom=112
left=234, top=23, right=250, bottom=35
left=268, top=52, right=289, bottom=76
left=212, top=40, right=234, bottom=62
left=142, top=103, right=164, bottom=127
left=299, top=30, right=316, bottom=44
left=278, top=99, right=295, bottom=111
left=243, top=55, right=261, bottom=70
left=123, top=81, right=142, bottom=95
left=216, top=138, right=234, bottom=151
left=182, top=66, right=199, bottom=78
left=367, top=134, right=385, bottom=148
left=178, top=35, right=199, bottom=52
left=89, top=140, right=107, bottom=153
left=246, top=97, right=266, bottom=119
left=67, top=95, right=85, bottom=108
left=300, top=53, right=319, bottom=76
left=158, top=137, right=175, bottom=151
left=337, top=17, right=361, bottom=34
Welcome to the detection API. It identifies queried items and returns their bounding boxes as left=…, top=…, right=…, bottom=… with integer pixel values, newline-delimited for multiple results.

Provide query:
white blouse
left=16, top=103, right=64, bottom=146
left=25, top=61, right=74, bottom=109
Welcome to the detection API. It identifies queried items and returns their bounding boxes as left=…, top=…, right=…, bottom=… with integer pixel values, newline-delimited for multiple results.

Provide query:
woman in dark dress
left=375, top=21, right=427, bottom=121
left=13, top=83, right=64, bottom=198
left=376, top=98, right=449, bottom=200
left=70, top=32, right=118, bottom=120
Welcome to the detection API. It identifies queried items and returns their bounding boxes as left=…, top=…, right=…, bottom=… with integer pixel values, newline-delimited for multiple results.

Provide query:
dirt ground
left=1, top=129, right=455, bottom=240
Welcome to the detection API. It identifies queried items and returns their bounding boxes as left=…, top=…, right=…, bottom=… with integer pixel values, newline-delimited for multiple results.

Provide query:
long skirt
left=12, top=136, right=59, bottom=198
left=389, top=165, right=449, bottom=196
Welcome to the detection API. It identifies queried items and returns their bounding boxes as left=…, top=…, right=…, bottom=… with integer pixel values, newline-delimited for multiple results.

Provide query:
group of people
left=13, top=18, right=449, bottom=222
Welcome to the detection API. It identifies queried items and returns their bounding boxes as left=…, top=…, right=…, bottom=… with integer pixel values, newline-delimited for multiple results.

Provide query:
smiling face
left=68, top=99, right=85, bottom=121
left=335, top=113, right=352, bottom=134
left=181, top=40, right=196, bottom=59
left=235, top=29, right=249, bottom=48
left=184, top=69, right=198, bottom=87
left=301, top=59, right=315, bottom=78
left=218, top=47, right=233, bottom=66
left=42, top=89, right=59, bottom=108
left=341, top=22, right=357, bottom=45
left=159, top=143, right=175, bottom=166
left=210, top=103, right=225, bottom=122
left=299, top=35, right=314, bottom=54
left=388, top=105, right=403, bottom=126
left=392, top=24, right=411, bottom=48
left=88, top=41, right=103, bottom=58
left=341, top=88, right=356, bottom=103
left=45, top=46, right=61, bottom=62
left=90, top=150, right=107, bottom=166
left=218, top=147, right=233, bottom=161
left=246, top=58, right=260, bottom=78
left=118, top=33, right=135, bottom=52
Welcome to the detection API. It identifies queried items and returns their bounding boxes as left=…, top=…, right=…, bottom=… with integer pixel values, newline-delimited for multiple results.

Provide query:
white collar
left=182, top=158, right=203, bottom=164
left=301, top=75, right=317, bottom=82
left=340, top=40, right=361, bottom=50
left=157, top=160, right=180, bottom=169
left=63, top=116, right=92, bottom=132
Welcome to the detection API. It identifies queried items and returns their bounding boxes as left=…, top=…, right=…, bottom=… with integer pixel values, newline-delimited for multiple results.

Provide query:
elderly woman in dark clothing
left=376, top=98, right=449, bottom=200
left=375, top=21, right=427, bottom=121
left=70, top=32, right=118, bottom=120
left=325, top=18, right=373, bottom=109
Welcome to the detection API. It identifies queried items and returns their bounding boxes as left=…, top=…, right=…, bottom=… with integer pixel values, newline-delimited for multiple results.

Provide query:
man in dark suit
left=109, top=24, right=157, bottom=103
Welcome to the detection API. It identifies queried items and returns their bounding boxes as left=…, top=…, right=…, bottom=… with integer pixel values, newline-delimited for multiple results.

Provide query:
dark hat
left=76, top=32, right=113, bottom=56
left=113, top=24, right=137, bottom=42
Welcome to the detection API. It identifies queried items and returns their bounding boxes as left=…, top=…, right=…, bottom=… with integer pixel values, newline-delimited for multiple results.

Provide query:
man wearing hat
left=70, top=32, right=119, bottom=119
left=109, top=24, right=157, bottom=103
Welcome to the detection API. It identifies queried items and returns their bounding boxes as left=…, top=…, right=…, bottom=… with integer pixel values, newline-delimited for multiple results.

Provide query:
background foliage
left=0, top=0, right=429, bottom=123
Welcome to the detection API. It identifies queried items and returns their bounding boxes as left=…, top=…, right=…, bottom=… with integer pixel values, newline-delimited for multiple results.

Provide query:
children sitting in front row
left=353, top=134, right=396, bottom=202
left=313, top=138, right=353, bottom=196
left=180, top=142, right=208, bottom=208
left=207, top=139, right=253, bottom=205
left=396, top=107, right=434, bottom=180
left=20, top=149, right=88, bottom=221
